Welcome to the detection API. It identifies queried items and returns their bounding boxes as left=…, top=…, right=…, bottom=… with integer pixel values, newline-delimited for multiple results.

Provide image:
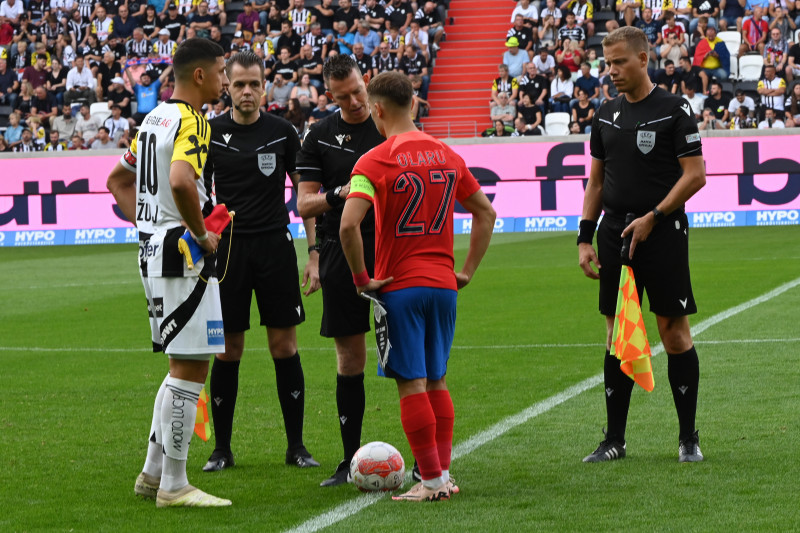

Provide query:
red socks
left=427, top=389, right=454, bottom=471
left=400, top=392, right=440, bottom=481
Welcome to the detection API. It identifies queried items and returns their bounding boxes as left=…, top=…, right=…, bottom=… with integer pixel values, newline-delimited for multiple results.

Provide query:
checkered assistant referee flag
left=195, top=387, right=211, bottom=441
left=610, top=214, right=655, bottom=392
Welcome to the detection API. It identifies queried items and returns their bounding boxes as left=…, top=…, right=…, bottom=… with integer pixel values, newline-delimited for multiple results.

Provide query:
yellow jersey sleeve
left=172, top=104, right=210, bottom=178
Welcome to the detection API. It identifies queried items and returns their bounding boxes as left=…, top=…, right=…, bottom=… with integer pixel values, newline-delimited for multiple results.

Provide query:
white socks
left=142, top=374, right=169, bottom=478
left=159, top=376, right=203, bottom=492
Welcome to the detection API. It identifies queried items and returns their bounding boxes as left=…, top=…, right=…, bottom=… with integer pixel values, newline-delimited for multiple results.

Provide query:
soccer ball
left=350, top=441, right=405, bottom=492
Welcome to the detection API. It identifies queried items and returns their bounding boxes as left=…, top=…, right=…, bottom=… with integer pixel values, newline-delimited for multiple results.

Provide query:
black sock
left=604, top=350, right=634, bottom=443
left=667, top=346, right=700, bottom=441
left=336, top=373, right=365, bottom=464
left=209, top=357, right=240, bottom=453
left=274, top=352, right=305, bottom=451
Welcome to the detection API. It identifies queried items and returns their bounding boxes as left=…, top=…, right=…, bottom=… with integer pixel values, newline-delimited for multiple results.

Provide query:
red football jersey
left=349, top=131, right=481, bottom=292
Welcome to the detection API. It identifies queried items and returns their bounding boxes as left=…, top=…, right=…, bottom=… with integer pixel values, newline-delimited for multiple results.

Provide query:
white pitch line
left=284, top=276, right=800, bottom=533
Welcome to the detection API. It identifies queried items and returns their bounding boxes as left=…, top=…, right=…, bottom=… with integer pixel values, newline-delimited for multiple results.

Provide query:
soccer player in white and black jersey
left=372, top=40, right=398, bottom=76
left=200, top=51, right=320, bottom=473
left=106, top=38, right=232, bottom=508
left=296, top=54, right=385, bottom=487
left=578, top=27, right=707, bottom=464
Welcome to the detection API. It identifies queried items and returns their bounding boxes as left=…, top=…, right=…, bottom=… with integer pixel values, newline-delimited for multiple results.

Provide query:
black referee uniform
left=201, top=110, right=317, bottom=469
left=587, top=85, right=704, bottom=458
left=296, top=110, right=384, bottom=482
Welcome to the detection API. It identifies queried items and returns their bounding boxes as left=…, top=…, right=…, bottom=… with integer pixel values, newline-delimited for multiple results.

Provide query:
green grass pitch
left=1, top=226, right=798, bottom=532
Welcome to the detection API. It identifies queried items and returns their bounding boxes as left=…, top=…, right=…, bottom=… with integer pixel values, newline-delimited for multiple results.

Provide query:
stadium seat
left=738, top=55, right=764, bottom=81
left=90, top=102, right=111, bottom=125
left=718, top=31, right=741, bottom=48
left=729, top=57, right=738, bottom=80
left=795, top=28, right=800, bottom=43
left=544, top=112, right=571, bottom=136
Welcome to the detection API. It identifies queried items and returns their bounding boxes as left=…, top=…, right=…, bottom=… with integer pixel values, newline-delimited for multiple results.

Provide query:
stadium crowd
left=0, top=0, right=448, bottom=151
left=484, top=0, right=800, bottom=136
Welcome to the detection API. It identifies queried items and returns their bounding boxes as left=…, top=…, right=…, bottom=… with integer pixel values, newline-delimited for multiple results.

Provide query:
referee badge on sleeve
left=258, top=153, right=277, bottom=177
left=636, top=130, right=656, bottom=154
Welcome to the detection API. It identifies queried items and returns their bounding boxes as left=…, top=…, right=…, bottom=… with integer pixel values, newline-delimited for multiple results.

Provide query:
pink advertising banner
left=1, top=135, right=799, bottom=246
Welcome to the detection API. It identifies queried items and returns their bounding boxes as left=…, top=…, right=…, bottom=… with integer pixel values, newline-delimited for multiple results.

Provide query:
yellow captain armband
left=349, top=175, right=375, bottom=200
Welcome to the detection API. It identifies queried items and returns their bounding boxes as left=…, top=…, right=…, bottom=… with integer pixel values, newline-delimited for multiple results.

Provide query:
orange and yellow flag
left=610, top=265, right=655, bottom=392
left=194, top=387, right=211, bottom=441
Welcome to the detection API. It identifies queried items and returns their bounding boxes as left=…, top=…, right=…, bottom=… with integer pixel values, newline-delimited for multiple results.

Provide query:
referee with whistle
left=577, top=27, right=707, bottom=464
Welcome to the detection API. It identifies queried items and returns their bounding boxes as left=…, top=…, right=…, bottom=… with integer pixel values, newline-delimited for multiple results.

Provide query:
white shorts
left=141, top=274, right=224, bottom=359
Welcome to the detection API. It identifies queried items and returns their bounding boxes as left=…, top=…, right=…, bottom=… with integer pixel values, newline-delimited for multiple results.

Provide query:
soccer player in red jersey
left=339, top=71, right=496, bottom=502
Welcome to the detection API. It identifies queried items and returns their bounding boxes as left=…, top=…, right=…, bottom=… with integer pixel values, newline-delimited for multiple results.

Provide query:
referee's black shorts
left=318, top=234, right=375, bottom=338
left=597, top=211, right=697, bottom=318
left=217, top=228, right=305, bottom=333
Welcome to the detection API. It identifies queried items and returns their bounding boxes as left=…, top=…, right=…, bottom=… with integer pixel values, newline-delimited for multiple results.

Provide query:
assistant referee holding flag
left=201, top=51, right=320, bottom=472
left=578, top=26, right=707, bottom=463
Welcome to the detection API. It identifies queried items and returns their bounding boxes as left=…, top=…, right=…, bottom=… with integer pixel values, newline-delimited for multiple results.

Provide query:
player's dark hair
left=226, top=50, right=264, bottom=79
left=323, top=53, right=361, bottom=82
left=367, top=71, right=413, bottom=110
left=173, top=38, right=224, bottom=82
left=603, top=26, right=648, bottom=55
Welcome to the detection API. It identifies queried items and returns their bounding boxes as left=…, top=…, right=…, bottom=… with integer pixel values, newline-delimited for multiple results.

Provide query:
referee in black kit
left=578, top=26, right=707, bottom=463
left=296, top=54, right=385, bottom=487
left=201, top=51, right=320, bottom=472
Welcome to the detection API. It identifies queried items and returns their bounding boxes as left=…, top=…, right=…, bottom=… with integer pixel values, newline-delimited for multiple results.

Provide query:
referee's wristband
left=576, top=219, right=596, bottom=245
left=308, top=244, right=320, bottom=254
left=195, top=232, right=209, bottom=242
left=352, top=270, right=370, bottom=287
left=326, top=188, right=345, bottom=208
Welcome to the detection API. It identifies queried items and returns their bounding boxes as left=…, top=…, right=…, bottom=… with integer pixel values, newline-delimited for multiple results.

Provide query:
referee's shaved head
left=367, top=71, right=413, bottom=111
left=602, top=26, right=649, bottom=55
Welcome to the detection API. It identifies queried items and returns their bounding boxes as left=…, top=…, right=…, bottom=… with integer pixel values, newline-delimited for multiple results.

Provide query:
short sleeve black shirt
left=589, top=87, right=703, bottom=217
left=203, top=111, right=301, bottom=234
left=703, top=94, right=729, bottom=120
left=352, top=54, right=373, bottom=76
left=296, top=112, right=384, bottom=237
left=519, top=73, right=548, bottom=100
left=508, top=26, right=535, bottom=50
left=399, top=52, right=426, bottom=75
left=274, top=59, right=298, bottom=81
left=334, top=7, right=359, bottom=30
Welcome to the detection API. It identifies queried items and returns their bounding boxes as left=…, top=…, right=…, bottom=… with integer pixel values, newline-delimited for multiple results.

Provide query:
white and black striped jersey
left=68, top=18, right=89, bottom=43
left=49, top=0, right=75, bottom=18
left=77, top=0, right=94, bottom=20
left=288, top=7, right=312, bottom=33
left=372, top=53, right=398, bottom=73
left=153, top=39, right=177, bottom=58
left=126, top=37, right=150, bottom=58
left=104, top=115, right=129, bottom=139
left=302, top=33, right=326, bottom=58
left=119, top=99, right=211, bottom=277
left=91, top=16, right=114, bottom=41
left=385, top=2, right=413, bottom=29
left=384, top=32, right=404, bottom=51
left=43, top=22, right=64, bottom=43
left=13, top=142, right=42, bottom=152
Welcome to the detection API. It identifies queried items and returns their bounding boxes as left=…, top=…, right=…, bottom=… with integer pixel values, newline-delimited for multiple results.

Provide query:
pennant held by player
left=178, top=204, right=235, bottom=270
left=360, top=291, right=390, bottom=372
left=194, top=387, right=211, bottom=441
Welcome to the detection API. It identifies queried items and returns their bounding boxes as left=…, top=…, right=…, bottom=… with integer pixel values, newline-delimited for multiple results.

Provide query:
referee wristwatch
left=333, top=186, right=343, bottom=198
left=652, top=207, right=665, bottom=224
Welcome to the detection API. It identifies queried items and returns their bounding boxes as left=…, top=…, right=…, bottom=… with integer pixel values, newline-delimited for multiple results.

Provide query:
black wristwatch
left=652, top=207, right=665, bottom=224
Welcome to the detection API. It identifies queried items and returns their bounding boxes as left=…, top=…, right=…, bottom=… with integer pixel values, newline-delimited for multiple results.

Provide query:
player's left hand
left=621, top=214, right=656, bottom=260
left=356, top=277, right=393, bottom=294
left=302, top=253, right=321, bottom=296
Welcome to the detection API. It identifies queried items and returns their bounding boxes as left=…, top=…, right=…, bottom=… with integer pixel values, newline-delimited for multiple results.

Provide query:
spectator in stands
left=90, top=6, right=113, bottom=44
left=348, top=41, right=370, bottom=74
left=399, top=43, right=429, bottom=96
left=104, top=103, right=130, bottom=146
left=636, top=7, right=661, bottom=65
left=557, top=11, right=586, bottom=49
left=763, top=27, right=789, bottom=78
left=312, top=0, right=336, bottom=38
left=512, top=0, right=539, bottom=26
left=690, top=0, right=719, bottom=34
left=410, top=74, right=429, bottom=120
left=572, top=61, right=600, bottom=107
left=758, top=64, right=787, bottom=114
left=372, top=41, right=398, bottom=76
left=14, top=80, right=34, bottom=118
left=567, top=0, right=596, bottom=37
left=727, top=87, right=756, bottom=117
left=491, top=91, right=516, bottom=125
left=384, top=25, right=405, bottom=57
left=571, top=87, right=594, bottom=132
left=138, top=5, right=161, bottom=40
left=758, top=106, right=785, bottom=127
left=90, top=125, right=116, bottom=148
left=405, top=18, right=429, bottom=58
left=252, top=0, right=271, bottom=32
left=698, top=107, right=724, bottom=129
left=22, top=54, right=49, bottom=89
left=106, top=76, right=132, bottom=116
left=550, top=64, right=574, bottom=112
left=538, top=0, right=561, bottom=49
left=10, top=42, right=30, bottom=72
left=740, top=6, right=769, bottom=57
left=309, top=93, right=334, bottom=123
left=730, top=104, right=756, bottom=128
left=354, top=20, right=381, bottom=56
left=769, top=6, right=795, bottom=42
left=75, top=102, right=102, bottom=144
left=30, top=84, right=58, bottom=123
left=416, top=1, right=444, bottom=52
left=384, top=0, right=413, bottom=35
left=614, top=0, right=641, bottom=29
left=719, top=0, right=746, bottom=32
left=333, top=0, right=359, bottom=34
left=600, top=67, right=618, bottom=100
left=659, top=26, right=689, bottom=66
left=491, top=63, right=519, bottom=106
left=64, top=53, right=96, bottom=106
left=679, top=54, right=709, bottom=95
left=516, top=92, right=543, bottom=131
left=124, top=64, right=172, bottom=126
left=235, top=1, right=260, bottom=40
left=45, top=59, right=67, bottom=109
left=0, top=56, right=18, bottom=108
left=534, top=47, right=557, bottom=79
left=512, top=115, right=541, bottom=135
left=81, top=34, right=104, bottom=73
left=190, top=1, right=216, bottom=38
left=693, top=25, right=730, bottom=81
left=96, top=50, right=122, bottom=101
left=682, top=84, right=706, bottom=119
left=333, top=20, right=354, bottom=55
left=44, top=130, right=68, bottom=151
left=518, top=62, right=549, bottom=110
left=277, top=19, right=302, bottom=59
left=51, top=103, right=78, bottom=139
left=655, top=59, right=681, bottom=93
left=284, top=97, right=306, bottom=134
left=13, top=127, right=40, bottom=152
left=555, top=37, right=583, bottom=73
left=206, top=0, right=227, bottom=26
left=784, top=82, right=800, bottom=126
left=482, top=118, right=514, bottom=137
left=692, top=14, right=711, bottom=45
left=267, top=74, right=291, bottom=111
left=290, top=72, right=318, bottom=110
left=509, top=14, right=536, bottom=60
left=704, top=80, right=730, bottom=121
left=69, top=134, right=86, bottom=149
left=362, top=0, right=386, bottom=32
left=113, top=4, right=137, bottom=39
left=26, top=115, right=46, bottom=147
left=4, top=111, right=23, bottom=149
left=0, top=0, right=24, bottom=31
left=659, top=11, right=686, bottom=49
